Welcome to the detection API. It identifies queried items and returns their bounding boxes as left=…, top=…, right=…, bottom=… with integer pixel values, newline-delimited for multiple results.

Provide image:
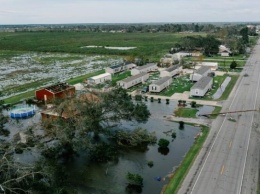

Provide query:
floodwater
left=212, top=77, right=231, bottom=99
left=65, top=101, right=200, bottom=194
left=2, top=101, right=201, bottom=194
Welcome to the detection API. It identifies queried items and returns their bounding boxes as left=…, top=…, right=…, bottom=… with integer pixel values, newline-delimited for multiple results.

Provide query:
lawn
left=163, top=125, right=209, bottom=194
left=209, top=106, right=222, bottom=119
left=159, top=75, right=193, bottom=96
left=111, top=71, right=131, bottom=85
left=174, top=107, right=198, bottom=118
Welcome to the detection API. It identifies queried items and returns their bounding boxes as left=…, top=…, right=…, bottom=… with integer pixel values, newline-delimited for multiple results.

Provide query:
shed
left=131, top=63, right=158, bottom=76
left=160, top=64, right=182, bottom=77
left=88, top=73, right=112, bottom=85
left=117, top=72, right=149, bottom=89
left=149, top=76, right=172, bottom=93
left=190, top=76, right=213, bottom=97
left=190, top=66, right=211, bottom=82
left=105, top=62, right=135, bottom=74
left=35, top=83, right=75, bottom=101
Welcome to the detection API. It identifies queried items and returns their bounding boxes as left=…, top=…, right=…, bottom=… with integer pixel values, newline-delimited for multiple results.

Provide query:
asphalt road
left=178, top=40, right=260, bottom=194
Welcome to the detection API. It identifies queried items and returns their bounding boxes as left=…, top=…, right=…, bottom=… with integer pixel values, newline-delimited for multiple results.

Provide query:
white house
left=199, top=62, right=218, bottom=71
left=190, top=76, right=213, bottom=97
left=160, top=64, right=182, bottom=77
left=190, top=66, right=211, bottom=82
left=149, top=76, right=172, bottom=93
left=117, top=72, right=149, bottom=89
left=131, top=63, right=158, bottom=76
left=160, top=54, right=175, bottom=66
left=105, top=63, right=135, bottom=74
left=88, top=73, right=112, bottom=85
left=218, top=45, right=232, bottom=57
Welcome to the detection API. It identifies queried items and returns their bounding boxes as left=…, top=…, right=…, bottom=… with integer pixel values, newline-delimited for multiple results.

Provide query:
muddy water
left=2, top=101, right=201, bottom=194
left=65, top=101, right=200, bottom=194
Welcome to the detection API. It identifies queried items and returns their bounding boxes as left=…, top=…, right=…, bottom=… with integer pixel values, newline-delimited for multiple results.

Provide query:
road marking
left=229, top=140, right=232, bottom=148
left=221, top=165, right=225, bottom=175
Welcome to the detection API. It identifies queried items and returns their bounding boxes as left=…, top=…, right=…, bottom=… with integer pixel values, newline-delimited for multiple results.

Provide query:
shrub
left=230, top=61, right=238, bottom=69
left=179, top=121, right=185, bottom=129
left=191, top=101, right=197, bottom=108
left=126, top=172, right=143, bottom=186
left=158, top=138, right=170, bottom=148
left=147, top=160, right=154, bottom=168
left=171, top=132, right=176, bottom=139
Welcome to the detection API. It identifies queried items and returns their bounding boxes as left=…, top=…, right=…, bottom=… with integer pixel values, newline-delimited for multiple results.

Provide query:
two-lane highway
left=178, top=39, right=260, bottom=194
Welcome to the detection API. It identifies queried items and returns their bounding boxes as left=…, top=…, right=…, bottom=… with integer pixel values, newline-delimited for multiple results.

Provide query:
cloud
left=0, top=0, right=259, bottom=24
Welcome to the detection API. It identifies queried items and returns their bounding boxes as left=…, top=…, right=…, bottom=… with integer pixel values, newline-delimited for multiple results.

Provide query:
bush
left=179, top=121, right=185, bottom=129
left=126, top=172, right=143, bottom=186
left=158, top=98, right=161, bottom=103
left=171, top=132, right=176, bottom=139
left=147, top=160, right=154, bottom=168
left=191, top=101, right=197, bottom=108
left=158, top=138, right=170, bottom=148
left=230, top=61, right=238, bottom=69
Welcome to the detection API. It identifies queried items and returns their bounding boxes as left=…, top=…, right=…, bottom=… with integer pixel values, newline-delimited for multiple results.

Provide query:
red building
left=35, top=83, right=75, bottom=101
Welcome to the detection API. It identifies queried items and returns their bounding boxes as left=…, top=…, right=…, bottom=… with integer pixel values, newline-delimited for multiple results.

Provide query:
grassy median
left=163, top=125, right=209, bottom=194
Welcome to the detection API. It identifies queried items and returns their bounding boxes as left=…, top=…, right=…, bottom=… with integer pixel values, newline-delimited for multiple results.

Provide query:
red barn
left=35, top=83, right=75, bottom=101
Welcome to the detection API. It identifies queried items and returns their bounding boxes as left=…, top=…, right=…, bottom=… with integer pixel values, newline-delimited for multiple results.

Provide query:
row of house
left=131, top=63, right=158, bottom=76
left=105, top=62, right=135, bottom=74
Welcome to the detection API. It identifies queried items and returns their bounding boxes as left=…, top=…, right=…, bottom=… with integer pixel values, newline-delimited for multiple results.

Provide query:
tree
left=126, top=172, right=143, bottom=186
left=42, top=87, right=151, bottom=159
left=191, top=101, right=197, bottom=108
left=158, top=138, right=170, bottom=148
left=240, top=27, right=249, bottom=44
left=230, top=61, right=238, bottom=69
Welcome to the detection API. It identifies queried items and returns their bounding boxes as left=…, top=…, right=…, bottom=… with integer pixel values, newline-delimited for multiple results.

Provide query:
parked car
left=141, top=86, right=149, bottom=93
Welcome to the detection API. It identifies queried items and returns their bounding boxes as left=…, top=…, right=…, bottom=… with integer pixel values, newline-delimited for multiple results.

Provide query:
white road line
left=190, top=51, right=256, bottom=194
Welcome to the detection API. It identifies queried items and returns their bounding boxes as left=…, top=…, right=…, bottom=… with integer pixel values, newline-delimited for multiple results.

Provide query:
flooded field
left=0, top=52, right=121, bottom=99
left=2, top=101, right=201, bottom=194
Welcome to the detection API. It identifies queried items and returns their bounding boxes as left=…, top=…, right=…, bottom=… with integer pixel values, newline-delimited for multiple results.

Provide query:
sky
left=0, top=0, right=259, bottom=24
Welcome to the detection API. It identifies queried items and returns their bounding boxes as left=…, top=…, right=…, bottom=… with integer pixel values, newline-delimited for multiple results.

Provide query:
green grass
left=163, top=125, right=209, bottom=194
left=111, top=71, right=131, bottom=85
left=4, top=91, right=35, bottom=104
left=158, top=75, right=193, bottom=96
left=209, top=106, right=222, bottom=119
left=0, top=31, right=205, bottom=61
left=217, top=75, right=239, bottom=101
left=174, top=108, right=198, bottom=118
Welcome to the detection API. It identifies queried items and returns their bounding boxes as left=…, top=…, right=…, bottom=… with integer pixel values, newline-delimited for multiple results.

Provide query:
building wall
left=190, top=79, right=213, bottom=97
left=117, top=74, right=149, bottom=89
left=160, top=67, right=181, bottom=77
left=55, top=88, right=76, bottom=99
left=88, top=74, right=112, bottom=84
left=35, top=89, right=54, bottom=101
left=149, top=79, right=172, bottom=93
left=190, top=68, right=211, bottom=81
left=131, top=69, right=140, bottom=76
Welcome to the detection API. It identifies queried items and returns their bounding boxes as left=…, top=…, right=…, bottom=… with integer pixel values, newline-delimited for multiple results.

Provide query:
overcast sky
left=0, top=0, right=259, bottom=24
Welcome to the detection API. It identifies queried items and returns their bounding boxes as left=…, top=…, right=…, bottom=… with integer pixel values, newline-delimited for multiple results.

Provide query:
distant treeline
left=0, top=23, right=258, bottom=34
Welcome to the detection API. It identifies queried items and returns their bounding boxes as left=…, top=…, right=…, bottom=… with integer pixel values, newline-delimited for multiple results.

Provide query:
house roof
left=195, top=66, right=211, bottom=75
left=151, top=76, right=172, bottom=86
left=119, top=72, right=148, bottom=83
left=136, top=63, right=157, bottom=70
left=88, top=73, right=111, bottom=80
left=165, top=64, right=180, bottom=72
left=191, top=76, right=212, bottom=90
left=45, top=83, right=74, bottom=94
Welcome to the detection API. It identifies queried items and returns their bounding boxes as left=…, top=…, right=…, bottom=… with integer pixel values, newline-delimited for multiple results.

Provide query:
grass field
left=0, top=31, right=206, bottom=61
left=163, top=125, right=209, bottom=194
left=174, top=108, right=198, bottom=118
